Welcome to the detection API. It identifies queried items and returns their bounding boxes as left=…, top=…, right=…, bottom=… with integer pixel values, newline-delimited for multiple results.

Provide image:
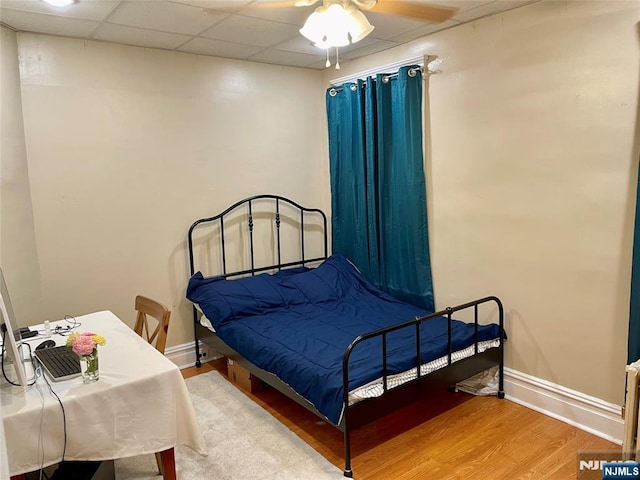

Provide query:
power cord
left=32, top=363, right=48, bottom=480
left=0, top=316, right=81, bottom=342
left=40, top=365, right=67, bottom=466
left=51, top=315, right=81, bottom=336
left=0, top=326, right=37, bottom=387
left=29, top=345, right=65, bottom=480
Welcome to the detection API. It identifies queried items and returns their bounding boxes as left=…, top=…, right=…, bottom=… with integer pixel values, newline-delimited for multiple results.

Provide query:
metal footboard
left=340, top=296, right=505, bottom=477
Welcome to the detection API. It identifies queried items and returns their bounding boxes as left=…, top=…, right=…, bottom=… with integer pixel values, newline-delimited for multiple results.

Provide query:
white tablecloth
left=1, top=311, right=206, bottom=476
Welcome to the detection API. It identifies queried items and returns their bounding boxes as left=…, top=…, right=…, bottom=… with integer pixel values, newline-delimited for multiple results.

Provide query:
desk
left=1, top=311, right=205, bottom=478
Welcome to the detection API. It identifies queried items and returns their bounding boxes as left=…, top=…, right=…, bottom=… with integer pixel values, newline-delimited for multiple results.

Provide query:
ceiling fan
left=242, top=0, right=456, bottom=68
left=254, top=0, right=456, bottom=24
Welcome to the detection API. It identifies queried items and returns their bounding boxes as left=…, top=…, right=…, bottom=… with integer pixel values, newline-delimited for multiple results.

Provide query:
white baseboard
left=164, top=341, right=222, bottom=370
left=164, top=341, right=624, bottom=444
left=504, top=367, right=624, bottom=445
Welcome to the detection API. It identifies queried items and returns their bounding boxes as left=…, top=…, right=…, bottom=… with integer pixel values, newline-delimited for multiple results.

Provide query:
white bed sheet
left=348, top=338, right=500, bottom=404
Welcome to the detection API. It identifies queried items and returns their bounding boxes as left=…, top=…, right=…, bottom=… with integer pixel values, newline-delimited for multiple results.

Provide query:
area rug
left=114, top=371, right=345, bottom=480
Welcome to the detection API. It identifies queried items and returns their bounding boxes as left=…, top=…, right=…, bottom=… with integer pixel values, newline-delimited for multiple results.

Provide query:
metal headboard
left=187, top=194, right=328, bottom=279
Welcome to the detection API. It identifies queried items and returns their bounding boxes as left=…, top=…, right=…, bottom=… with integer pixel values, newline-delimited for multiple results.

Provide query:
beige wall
left=12, top=33, right=329, bottom=347
left=0, top=26, right=42, bottom=324
left=323, top=0, right=640, bottom=405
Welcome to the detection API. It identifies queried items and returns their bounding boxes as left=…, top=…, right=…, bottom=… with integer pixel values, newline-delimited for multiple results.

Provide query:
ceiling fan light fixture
left=300, top=9, right=335, bottom=47
left=41, top=0, right=76, bottom=7
left=347, top=7, right=374, bottom=43
left=300, top=2, right=374, bottom=49
left=315, top=31, right=351, bottom=49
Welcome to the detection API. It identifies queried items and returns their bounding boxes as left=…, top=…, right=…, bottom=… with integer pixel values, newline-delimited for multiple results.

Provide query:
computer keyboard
left=34, top=346, right=81, bottom=381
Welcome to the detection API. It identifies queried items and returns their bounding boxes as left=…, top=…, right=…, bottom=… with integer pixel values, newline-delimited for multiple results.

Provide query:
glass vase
left=80, top=347, right=99, bottom=383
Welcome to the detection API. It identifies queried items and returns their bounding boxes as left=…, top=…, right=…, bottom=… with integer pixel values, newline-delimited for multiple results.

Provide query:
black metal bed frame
left=187, top=194, right=505, bottom=478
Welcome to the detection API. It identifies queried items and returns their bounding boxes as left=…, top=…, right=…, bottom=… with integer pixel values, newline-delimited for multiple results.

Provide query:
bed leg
left=194, top=337, right=202, bottom=368
left=343, top=419, right=353, bottom=478
left=497, top=351, right=505, bottom=399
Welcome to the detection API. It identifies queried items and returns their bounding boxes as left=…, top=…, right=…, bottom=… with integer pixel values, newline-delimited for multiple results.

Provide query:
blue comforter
left=187, top=254, right=500, bottom=425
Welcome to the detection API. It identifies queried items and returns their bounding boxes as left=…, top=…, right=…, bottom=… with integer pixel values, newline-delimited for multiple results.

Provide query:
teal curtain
left=628, top=158, right=640, bottom=363
left=326, top=78, right=375, bottom=281
left=327, top=66, right=434, bottom=312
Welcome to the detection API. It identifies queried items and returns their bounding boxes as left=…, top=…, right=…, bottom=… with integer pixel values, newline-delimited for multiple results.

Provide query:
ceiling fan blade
left=203, top=0, right=319, bottom=17
left=240, top=0, right=317, bottom=8
left=367, top=0, right=456, bottom=23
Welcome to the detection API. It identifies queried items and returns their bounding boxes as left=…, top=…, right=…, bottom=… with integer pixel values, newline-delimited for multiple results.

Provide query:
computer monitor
left=0, top=268, right=27, bottom=386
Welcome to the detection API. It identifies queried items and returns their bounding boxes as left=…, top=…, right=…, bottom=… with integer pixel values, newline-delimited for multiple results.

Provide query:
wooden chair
left=134, top=295, right=171, bottom=354
left=134, top=295, right=173, bottom=478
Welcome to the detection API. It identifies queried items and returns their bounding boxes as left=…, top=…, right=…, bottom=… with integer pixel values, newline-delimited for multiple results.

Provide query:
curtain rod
left=328, top=66, right=422, bottom=97
left=329, top=55, right=426, bottom=86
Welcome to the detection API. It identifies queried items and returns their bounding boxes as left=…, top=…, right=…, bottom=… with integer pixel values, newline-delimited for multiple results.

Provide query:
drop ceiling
left=0, top=0, right=539, bottom=69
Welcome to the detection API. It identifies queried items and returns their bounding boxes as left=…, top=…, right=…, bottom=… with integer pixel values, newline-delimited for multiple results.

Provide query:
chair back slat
left=134, top=295, right=171, bottom=355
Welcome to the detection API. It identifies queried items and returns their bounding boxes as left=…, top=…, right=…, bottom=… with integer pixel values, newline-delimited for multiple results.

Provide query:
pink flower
left=66, top=331, right=106, bottom=356
left=72, top=335, right=96, bottom=356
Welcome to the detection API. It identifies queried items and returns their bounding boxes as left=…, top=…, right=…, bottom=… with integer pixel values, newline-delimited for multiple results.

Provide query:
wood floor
left=182, top=359, right=618, bottom=480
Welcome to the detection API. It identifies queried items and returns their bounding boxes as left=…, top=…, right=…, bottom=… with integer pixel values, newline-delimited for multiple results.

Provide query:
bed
left=186, top=194, right=505, bottom=478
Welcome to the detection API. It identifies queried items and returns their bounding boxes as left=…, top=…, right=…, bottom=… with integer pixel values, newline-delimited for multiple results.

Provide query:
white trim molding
left=164, top=341, right=221, bottom=370
left=505, top=367, right=624, bottom=445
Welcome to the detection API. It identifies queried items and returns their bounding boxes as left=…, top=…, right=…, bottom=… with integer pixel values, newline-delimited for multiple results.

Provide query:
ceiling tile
left=386, top=19, right=461, bottom=43
left=107, top=0, right=226, bottom=35
left=0, top=9, right=100, bottom=37
left=177, top=36, right=263, bottom=58
left=173, top=0, right=254, bottom=10
left=0, top=0, right=120, bottom=21
left=247, top=48, right=321, bottom=68
left=364, top=11, right=430, bottom=40
left=92, top=23, right=192, bottom=50
left=274, top=35, right=323, bottom=55
left=429, top=1, right=497, bottom=14
left=339, top=38, right=399, bottom=61
left=452, top=0, right=534, bottom=23
left=200, top=14, right=300, bottom=47
left=236, top=1, right=311, bottom=25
